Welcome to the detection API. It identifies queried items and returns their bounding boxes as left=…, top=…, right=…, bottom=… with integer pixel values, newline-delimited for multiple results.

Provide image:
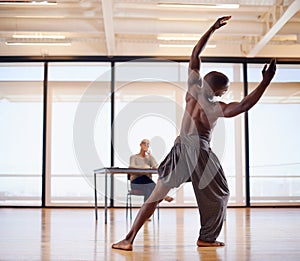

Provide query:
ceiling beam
left=114, top=20, right=265, bottom=36
left=247, top=0, right=300, bottom=57
left=101, top=0, right=115, bottom=56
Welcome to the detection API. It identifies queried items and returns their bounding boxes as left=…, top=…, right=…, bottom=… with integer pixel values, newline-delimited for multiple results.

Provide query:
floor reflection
left=1, top=208, right=300, bottom=261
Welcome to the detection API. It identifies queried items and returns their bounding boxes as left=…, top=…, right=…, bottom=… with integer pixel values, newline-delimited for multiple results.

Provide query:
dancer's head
left=203, top=71, right=229, bottom=98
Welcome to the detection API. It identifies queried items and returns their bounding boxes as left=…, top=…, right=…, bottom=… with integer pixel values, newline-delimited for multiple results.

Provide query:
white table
left=93, top=167, right=158, bottom=224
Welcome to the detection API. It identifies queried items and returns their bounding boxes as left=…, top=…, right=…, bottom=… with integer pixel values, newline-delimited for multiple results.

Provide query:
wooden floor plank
left=0, top=208, right=300, bottom=261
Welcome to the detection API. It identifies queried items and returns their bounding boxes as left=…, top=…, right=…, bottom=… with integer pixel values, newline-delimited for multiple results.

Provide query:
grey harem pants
left=158, top=135, right=230, bottom=242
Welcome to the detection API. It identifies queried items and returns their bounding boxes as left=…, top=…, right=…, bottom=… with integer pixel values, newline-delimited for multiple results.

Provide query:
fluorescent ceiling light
left=157, top=35, right=200, bottom=41
left=158, top=17, right=208, bottom=21
left=159, top=44, right=216, bottom=48
left=157, top=3, right=239, bottom=9
left=0, top=0, right=57, bottom=5
left=12, top=34, right=66, bottom=39
left=5, top=41, right=71, bottom=46
left=15, top=15, right=65, bottom=18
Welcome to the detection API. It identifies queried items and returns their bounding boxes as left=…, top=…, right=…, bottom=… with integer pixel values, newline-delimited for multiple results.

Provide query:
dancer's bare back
left=180, top=79, right=221, bottom=141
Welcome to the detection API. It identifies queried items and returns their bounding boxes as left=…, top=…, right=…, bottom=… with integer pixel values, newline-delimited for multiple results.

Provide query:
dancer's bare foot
left=164, top=196, right=174, bottom=202
left=197, top=239, right=225, bottom=247
left=112, top=239, right=133, bottom=251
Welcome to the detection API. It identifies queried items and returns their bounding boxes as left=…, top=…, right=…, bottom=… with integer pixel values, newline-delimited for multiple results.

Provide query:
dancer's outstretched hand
left=212, top=16, right=231, bottom=30
left=262, top=58, right=277, bottom=83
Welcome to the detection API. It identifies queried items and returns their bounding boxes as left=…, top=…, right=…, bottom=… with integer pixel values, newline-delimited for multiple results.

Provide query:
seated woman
left=129, top=138, right=173, bottom=203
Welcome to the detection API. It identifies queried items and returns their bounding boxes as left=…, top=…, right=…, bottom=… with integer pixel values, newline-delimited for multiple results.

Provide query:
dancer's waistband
left=175, top=134, right=210, bottom=148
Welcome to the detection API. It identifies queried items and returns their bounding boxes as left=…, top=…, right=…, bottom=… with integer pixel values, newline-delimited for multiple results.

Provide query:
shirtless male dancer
left=112, top=16, right=276, bottom=251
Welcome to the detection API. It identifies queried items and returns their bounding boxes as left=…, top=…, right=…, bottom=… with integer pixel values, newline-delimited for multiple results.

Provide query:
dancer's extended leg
left=112, top=179, right=170, bottom=251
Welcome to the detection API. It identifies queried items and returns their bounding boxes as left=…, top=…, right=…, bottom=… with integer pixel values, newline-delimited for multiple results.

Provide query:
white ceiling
left=0, top=0, right=300, bottom=58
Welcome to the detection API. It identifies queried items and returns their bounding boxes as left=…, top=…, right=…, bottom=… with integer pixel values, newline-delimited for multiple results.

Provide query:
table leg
left=105, top=170, right=108, bottom=224
left=94, top=172, right=98, bottom=221
left=110, top=173, right=114, bottom=207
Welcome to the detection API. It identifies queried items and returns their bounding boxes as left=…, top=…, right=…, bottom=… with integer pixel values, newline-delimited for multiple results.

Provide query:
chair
left=126, top=174, right=159, bottom=220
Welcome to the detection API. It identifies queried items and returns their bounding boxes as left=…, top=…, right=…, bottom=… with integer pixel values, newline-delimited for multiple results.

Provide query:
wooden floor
left=1, top=207, right=300, bottom=261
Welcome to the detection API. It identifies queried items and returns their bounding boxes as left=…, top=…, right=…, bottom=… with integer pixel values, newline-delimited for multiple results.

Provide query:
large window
left=113, top=60, right=180, bottom=206
left=47, top=62, right=111, bottom=206
left=248, top=63, right=300, bottom=205
left=1, top=58, right=299, bottom=207
left=0, top=63, right=43, bottom=206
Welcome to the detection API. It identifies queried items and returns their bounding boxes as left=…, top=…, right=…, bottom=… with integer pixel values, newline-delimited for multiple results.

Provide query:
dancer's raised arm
left=188, top=16, right=231, bottom=84
left=219, top=58, right=277, bottom=118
